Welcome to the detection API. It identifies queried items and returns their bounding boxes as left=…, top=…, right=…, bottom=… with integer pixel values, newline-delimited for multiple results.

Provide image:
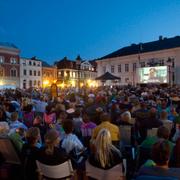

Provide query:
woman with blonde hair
left=89, top=128, right=122, bottom=169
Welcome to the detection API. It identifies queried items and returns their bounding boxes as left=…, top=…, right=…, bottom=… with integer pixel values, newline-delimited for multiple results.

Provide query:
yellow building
left=42, top=61, right=57, bottom=88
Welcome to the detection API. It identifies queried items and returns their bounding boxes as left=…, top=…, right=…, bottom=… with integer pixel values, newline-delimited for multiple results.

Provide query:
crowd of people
left=0, top=84, right=180, bottom=179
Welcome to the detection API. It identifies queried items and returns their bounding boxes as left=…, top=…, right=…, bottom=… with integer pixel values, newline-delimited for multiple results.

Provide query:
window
left=10, top=69, right=17, bottom=77
left=34, top=80, right=36, bottom=86
left=29, top=61, right=32, bottom=66
left=23, top=80, right=26, bottom=89
left=24, top=69, right=27, bottom=75
left=133, top=63, right=136, bottom=71
left=38, top=71, right=40, bottom=76
left=111, top=66, right=115, bottom=73
left=29, top=80, right=32, bottom=87
left=125, top=64, right=129, bottom=72
left=103, top=66, right=106, bottom=73
left=0, top=68, right=3, bottom=77
left=34, top=71, right=36, bottom=76
left=0, top=56, right=4, bottom=63
left=10, top=58, right=17, bottom=64
left=29, top=70, right=32, bottom=76
left=33, top=62, right=36, bottom=66
left=118, top=65, right=121, bottom=72
left=140, top=62, right=145, bottom=67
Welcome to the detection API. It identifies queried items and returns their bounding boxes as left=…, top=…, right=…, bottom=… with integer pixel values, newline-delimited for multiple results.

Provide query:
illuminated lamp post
left=76, top=55, right=81, bottom=92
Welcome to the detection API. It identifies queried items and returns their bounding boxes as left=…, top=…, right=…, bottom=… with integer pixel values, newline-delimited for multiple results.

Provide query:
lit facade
left=42, top=61, right=57, bottom=88
left=56, top=56, right=97, bottom=87
left=20, top=57, right=42, bottom=89
left=0, top=43, right=20, bottom=89
left=96, top=36, right=180, bottom=85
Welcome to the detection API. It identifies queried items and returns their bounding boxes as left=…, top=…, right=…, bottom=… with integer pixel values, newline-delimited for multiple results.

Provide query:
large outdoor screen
left=138, top=66, right=168, bottom=84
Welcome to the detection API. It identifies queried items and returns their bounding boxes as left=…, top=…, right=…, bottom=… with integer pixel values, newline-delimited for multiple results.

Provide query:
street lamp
left=76, top=55, right=81, bottom=92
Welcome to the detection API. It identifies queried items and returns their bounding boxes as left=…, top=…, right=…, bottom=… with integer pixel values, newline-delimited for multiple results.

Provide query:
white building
left=20, top=57, right=42, bottom=89
left=96, top=36, right=180, bottom=85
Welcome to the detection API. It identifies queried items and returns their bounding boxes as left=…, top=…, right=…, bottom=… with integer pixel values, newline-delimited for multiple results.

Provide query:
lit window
left=0, top=56, right=4, bottom=63
left=140, top=62, right=145, bottom=67
left=10, top=58, right=17, bottom=64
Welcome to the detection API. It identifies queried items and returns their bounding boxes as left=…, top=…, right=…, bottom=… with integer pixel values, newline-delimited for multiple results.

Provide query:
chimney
left=159, top=35, right=163, bottom=41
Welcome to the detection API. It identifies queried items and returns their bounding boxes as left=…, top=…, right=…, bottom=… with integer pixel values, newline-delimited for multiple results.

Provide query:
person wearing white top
left=61, top=119, right=84, bottom=154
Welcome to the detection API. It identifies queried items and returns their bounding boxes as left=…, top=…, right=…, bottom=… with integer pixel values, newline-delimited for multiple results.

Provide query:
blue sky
left=1, top=0, right=180, bottom=64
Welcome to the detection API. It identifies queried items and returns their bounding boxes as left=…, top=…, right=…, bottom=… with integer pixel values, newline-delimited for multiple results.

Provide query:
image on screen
left=138, top=66, right=168, bottom=84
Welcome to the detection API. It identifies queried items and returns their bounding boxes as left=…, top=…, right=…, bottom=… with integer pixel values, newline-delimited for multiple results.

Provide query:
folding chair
left=86, top=159, right=126, bottom=180
left=147, top=128, right=158, bottom=137
left=36, top=160, right=74, bottom=180
left=120, top=125, right=135, bottom=160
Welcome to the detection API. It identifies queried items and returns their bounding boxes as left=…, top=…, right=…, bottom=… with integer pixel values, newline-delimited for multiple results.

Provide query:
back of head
left=62, top=119, right=73, bottom=134
left=94, top=128, right=117, bottom=168
left=44, top=129, right=59, bottom=146
left=157, top=126, right=170, bottom=140
left=11, top=112, right=18, bottom=122
left=100, top=112, right=111, bottom=122
left=160, top=110, right=168, bottom=120
left=152, top=140, right=170, bottom=166
left=0, top=121, right=9, bottom=136
left=26, top=127, right=40, bottom=145
left=44, top=129, right=60, bottom=155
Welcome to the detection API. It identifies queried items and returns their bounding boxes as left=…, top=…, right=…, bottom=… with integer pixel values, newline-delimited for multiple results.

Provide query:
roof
left=96, top=72, right=120, bottom=80
left=0, top=42, right=18, bottom=49
left=42, top=61, right=52, bottom=67
left=100, top=36, right=180, bottom=59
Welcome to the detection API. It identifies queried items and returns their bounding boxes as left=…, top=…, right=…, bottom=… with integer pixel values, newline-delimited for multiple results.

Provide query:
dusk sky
left=1, top=0, right=180, bottom=64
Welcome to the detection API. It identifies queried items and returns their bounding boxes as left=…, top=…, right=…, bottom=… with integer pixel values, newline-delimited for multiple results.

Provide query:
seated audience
left=37, top=129, right=69, bottom=165
left=89, top=128, right=122, bottom=169
left=160, top=110, right=173, bottom=132
left=81, top=111, right=96, bottom=148
left=91, top=112, right=120, bottom=146
left=0, top=121, right=9, bottom=137
left=9, top=127, right=25, bottom=152
left=9, top=112, right=27, bottom=134
left=136, top=140, right=180, bottom=179
left=140, top=126, right=174, bottom=154
left=21, top=127, right=41, bottom=180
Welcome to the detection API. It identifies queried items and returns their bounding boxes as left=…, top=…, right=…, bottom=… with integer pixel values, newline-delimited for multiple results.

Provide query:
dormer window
left=0, top=56, right=4, bottom=64
left=10, top=57, right=17, bottom=64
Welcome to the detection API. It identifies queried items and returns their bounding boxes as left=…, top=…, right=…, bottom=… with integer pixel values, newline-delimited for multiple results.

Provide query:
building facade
left=96, top=36, right=180, bottom=85
left=56, top=56, right=97, bottom=88
left=0, top=42, right=20, bottom=89
left=42, top=61, right=57, bottom=88
left=20, top=57, right=42, bottom=89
